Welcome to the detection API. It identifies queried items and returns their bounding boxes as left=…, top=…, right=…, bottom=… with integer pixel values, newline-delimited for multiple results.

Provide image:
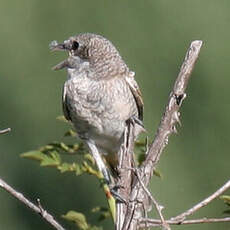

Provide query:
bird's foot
left=109, top=184, right=127, bottom=204
left=127, top=116, right=144, bottom=128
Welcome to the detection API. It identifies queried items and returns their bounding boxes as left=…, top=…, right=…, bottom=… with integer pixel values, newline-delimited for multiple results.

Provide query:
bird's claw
left=109, top=185, right=127, bottom=203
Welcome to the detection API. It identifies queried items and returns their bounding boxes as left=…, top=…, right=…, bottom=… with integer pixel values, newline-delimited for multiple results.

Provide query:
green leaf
left=75, top=163, right=84, bottom=176
left=21, top=150, right=61, bottom=167
left=137, top=153, right=146, bottom=165
left=84, top=154, right=95, bottom=165
left=135, top=139, right=146, bottom=147
left=40, top=141, right=85, bottom=155
left=220, top=195, right=230, bottom=206
left=64, top=129, right=77, bottom=137
left=91, top=206, right=111, bottom=221
left=46, top=142, right=71, bottom=152
left=153, top=168, right=163, bottom=178
left=56, top=115, right=69, bottom=123
left=40, top=151, right=61, bottom=167
left=82, top=161, right=99, bottom=177
left=91, top=206, right=107, bottom=213
left=57, top=162, right=84, bottom=175
left=20, top=150, right=47, bottom=162
left=62, top=211, right=89, bottom=230
left=58, top=162, right=75, bottom=173
left=39, top=144, right=55, bottom=152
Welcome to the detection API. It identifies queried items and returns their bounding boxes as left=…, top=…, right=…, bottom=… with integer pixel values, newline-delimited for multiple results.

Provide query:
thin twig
left=139, top=180, right=230, bottom=228
left=171, top=180, right=230, bottom=221
left=0, top=177, right=66, bottom=230
left=134, top=169, right=170, bottom=230
left=0, top=128, right=11, bottom=134
left=139, top=217, right=230, bottom=228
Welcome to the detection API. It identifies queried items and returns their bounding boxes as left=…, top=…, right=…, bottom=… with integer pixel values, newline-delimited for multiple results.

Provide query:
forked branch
left=118, top=40, right=204, bottom=230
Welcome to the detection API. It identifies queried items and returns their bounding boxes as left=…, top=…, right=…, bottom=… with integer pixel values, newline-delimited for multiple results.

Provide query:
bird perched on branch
left=50, top=33, right=144, bottom=184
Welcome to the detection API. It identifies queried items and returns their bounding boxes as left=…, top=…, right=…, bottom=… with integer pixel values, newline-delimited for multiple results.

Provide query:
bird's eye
left=72, top=41, right=79, bottom=50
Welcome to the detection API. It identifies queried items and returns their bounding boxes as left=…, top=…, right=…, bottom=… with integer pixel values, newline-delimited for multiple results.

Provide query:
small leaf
left=84, top=154, right=95, bottom=165
left=20, top=151, right=46, bottom=161
left=91, top=206, right=111, bottom=222
left=47, top=142, right=70, bottom=152
left=135, top=140, right=146, bottom=147
left=153, top=168, right=163, bottom=178
left=40, top=151, right=61, bottom=167
left=75, top=163, right=84, bottom=176
left=39, top=144, right=55, bottom=152
left=220, top=195, right=230, bottom=206
left=82, top=161, right=99, bottom=177
left=98, top=212, right=110, bottom=221
left=64, top=129, right=77, bottom=137
left=137, top=153, right=146, bottom=165
left=69, top=143, right=86, bottom=154
left=62, top=211, right=89, bottom=230
left=21, top=150, right=61, bottom=167
left=56, top=115, right=69, bottom=123
left=58, top=162, right=75, bottom=173
left=91, top=206, right=108, bottom=213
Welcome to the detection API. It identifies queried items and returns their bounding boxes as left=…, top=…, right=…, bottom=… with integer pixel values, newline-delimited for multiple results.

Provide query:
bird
left=50, top=33, right=144, bottom=184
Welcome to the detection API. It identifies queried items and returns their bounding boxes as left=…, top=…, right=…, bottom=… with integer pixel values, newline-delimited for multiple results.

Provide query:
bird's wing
left=125, top=71, right=144, bottom=121
left=62, top=84, right=72, bottom=121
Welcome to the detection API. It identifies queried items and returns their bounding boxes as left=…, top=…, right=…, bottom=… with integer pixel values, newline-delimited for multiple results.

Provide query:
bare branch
left=142, top=40, right=203, bottom=183
left=139, top=217, right=230, bottom=228
left=121, top=40, right=203, bottom=230
left=116, top=120, right=135, bottom=230
left=0, top=177, right=66, bottom=230
left=0, top=128, right=11, bottom=134
left=171, top=180, right=230, bottom=221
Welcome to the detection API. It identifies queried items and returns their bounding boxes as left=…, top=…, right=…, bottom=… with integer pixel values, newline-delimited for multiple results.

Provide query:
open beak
left=49, top=40, right=67, bottom=52
left=50, top=40, right=71, bottom=70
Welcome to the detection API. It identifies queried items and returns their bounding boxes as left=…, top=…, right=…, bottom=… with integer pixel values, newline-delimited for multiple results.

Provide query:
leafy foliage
left=20, top=125, right=105, bottom=229
left=20, top=133, right=100, bottom=177
left=62, top=211, right=103, bottom=230
left=20, top=118, right=150, bottom=229
left=91, top=206, right=111, bottom=222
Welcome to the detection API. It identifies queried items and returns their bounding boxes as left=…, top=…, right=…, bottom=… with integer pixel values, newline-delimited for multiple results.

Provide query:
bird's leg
left=86, top=140, right=111, bottom=183
left=130, top=116, right=144, bottom=128
left=86, top=140, right=121, bottom=222
left=86, top=140, right=126, bottom=200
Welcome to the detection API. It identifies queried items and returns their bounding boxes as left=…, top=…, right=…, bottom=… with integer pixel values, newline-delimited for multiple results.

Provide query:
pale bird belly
left=89, top=119, right=125, bottom=156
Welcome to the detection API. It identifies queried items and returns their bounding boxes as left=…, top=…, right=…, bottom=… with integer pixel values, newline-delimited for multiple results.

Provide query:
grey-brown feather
left=63, top=66, right=139, bottom=156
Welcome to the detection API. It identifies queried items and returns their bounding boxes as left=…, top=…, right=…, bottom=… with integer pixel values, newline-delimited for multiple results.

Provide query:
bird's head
left=50, top=33, right=129, bottom=78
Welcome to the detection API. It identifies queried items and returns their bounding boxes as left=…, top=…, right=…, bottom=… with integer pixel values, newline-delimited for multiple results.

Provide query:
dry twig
left=171, top=180, right=230, bottom=221
left=139, top=180, right=230, bottom=228
left=134, top=169, right=170, bottom=230
left=0, top=178, right=66, bottom=230
left=0, top=128, right=11, bottom=134
left=139, top=217, right=230, bottom=228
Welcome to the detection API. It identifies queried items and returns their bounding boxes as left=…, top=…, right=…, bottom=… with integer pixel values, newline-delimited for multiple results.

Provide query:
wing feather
left=62, top=84, right=72, bottom=121
left=125, top=71, right=144, bottom=121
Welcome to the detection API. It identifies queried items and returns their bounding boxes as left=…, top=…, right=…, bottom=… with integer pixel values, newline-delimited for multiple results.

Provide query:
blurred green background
left=0, top=0, right=229, bottom=229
